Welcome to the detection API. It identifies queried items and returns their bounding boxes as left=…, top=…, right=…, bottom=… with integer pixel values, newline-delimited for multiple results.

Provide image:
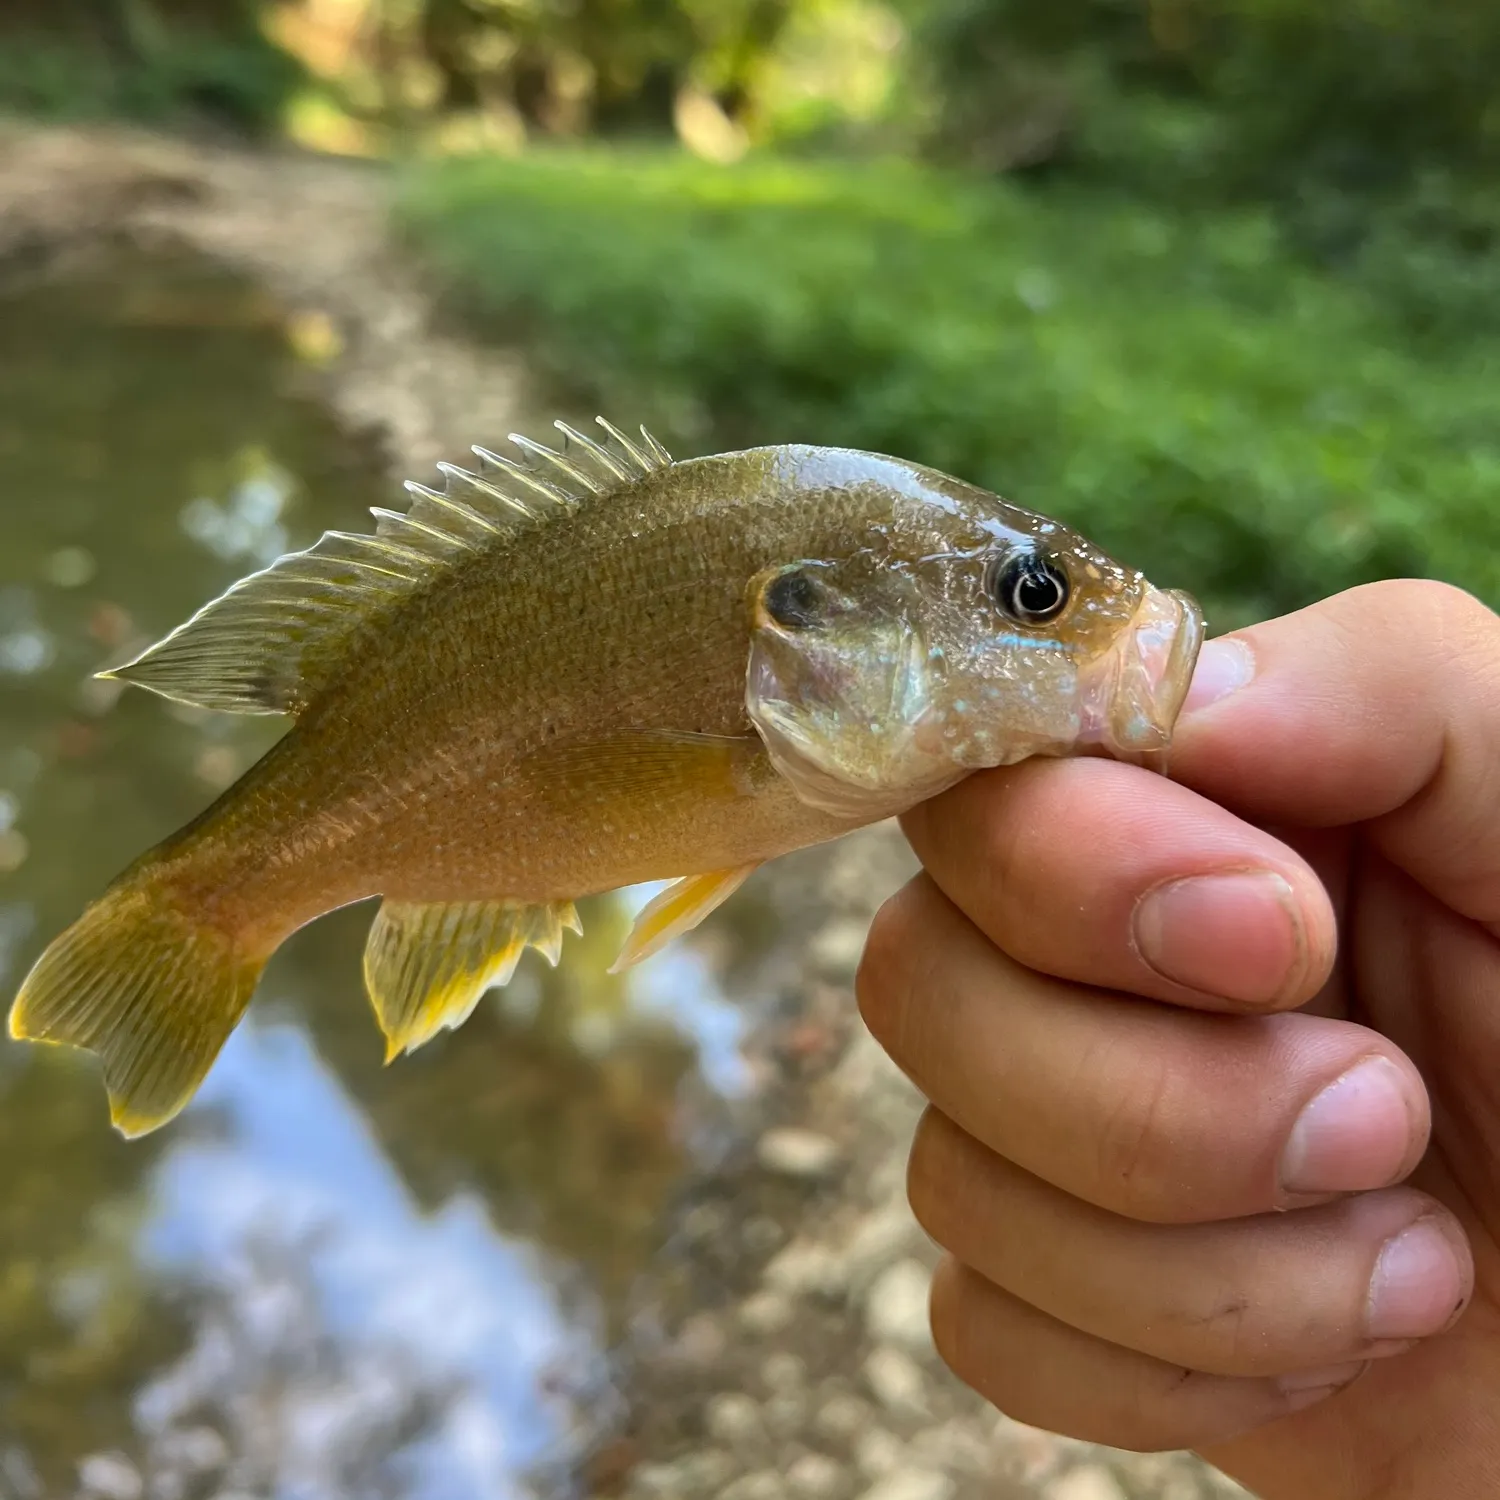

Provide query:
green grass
left=396, top=147, right=1500, bottom=629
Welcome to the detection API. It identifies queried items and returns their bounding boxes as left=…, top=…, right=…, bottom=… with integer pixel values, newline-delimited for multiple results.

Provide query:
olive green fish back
left=102, top=418, right=674, bottom=716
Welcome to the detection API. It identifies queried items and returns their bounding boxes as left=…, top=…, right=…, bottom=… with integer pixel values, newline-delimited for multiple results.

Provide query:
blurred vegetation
left=3, top=0, right=1498, bottom=629
left=0, top=0, right=305, bottom=132
left=910, top=0, right=1500, bottom=340
left=397, top=148, right=1500, bottom=628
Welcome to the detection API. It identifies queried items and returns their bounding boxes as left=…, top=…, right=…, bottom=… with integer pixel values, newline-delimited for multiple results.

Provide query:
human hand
left=856, top=580, right=1500, bottom=1498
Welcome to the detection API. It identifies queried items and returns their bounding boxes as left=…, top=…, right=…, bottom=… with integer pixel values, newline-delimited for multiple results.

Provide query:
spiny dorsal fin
left=364, top=897, right=583, bottom=1061
left=103, top=417, right=674, bottom=716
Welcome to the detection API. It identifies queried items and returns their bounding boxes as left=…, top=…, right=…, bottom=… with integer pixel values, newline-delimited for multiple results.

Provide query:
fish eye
left=764, top=568, right=826, bottom=630
left=987, top=553, right=1071, bottom=625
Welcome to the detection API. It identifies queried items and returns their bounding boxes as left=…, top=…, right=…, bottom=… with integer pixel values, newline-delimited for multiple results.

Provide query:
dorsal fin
left=101, top=418, right=673, bottom=716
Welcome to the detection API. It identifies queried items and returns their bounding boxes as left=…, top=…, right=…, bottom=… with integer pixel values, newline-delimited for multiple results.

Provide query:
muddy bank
left=0, top=122, right=537, bottom=477
left=0, top=123, right=1249, bottom=1500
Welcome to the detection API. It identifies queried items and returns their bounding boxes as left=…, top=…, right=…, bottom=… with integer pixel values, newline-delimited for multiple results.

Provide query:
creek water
left=0, top=247, right=762, bottom=1500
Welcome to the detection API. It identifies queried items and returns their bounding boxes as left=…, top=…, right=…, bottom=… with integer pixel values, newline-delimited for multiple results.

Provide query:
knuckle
left=906, top=1108, right=966, bottom=1248
left=1182, top=1290, right=1259, bottom=1372
left=1348, top=578, right=1497, bottom=647
left=855, top=875, right=933, bottom=1044
left=926, top=1256, right=972, bottom=1382
left=1114, top=1364, right=1220, bottom=1452
left=970, top=761, right=1086, bottom=918
left=1090, top=1050, right=1179, bottom=1218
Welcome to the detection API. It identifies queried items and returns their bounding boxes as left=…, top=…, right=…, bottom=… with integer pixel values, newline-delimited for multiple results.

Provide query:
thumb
left=1167, top=580, right=1500, bottom=932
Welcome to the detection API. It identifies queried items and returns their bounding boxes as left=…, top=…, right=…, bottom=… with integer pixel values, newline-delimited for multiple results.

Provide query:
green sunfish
left=8, top=417, right=1205, bottom=1136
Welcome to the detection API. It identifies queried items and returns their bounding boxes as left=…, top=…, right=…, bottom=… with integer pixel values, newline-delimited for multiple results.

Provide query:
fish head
left=744, top=470, right=1204, bottom=821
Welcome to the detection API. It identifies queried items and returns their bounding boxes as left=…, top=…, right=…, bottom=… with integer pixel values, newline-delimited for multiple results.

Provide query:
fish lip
left=1079, top=586, right=1205, bottom=764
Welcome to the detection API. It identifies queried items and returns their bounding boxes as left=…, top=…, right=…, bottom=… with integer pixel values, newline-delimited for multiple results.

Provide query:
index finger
left=899, top=757, right=1337, bottom=1014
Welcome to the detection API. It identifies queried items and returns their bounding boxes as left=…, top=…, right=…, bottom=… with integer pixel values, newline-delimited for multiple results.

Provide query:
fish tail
left=8, top=872, right=272, bottom=1138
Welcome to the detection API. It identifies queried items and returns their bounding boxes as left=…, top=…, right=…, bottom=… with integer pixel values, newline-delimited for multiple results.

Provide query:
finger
left=1171, top=580, right=1500, bottom=930
left=900, top=756, right=1337, bottom=1013
left=909, top=1108, right=1473, bottom=1377
left=929, top=1257, right=1371, bottom=1453
left=857, top=879, right=1430, bottom=1221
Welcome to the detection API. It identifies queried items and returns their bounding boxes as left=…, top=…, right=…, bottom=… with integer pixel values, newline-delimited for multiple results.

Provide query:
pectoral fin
left=608, top=864, right=760, bottom=974
left=364, top=897, right=583, bottom=1061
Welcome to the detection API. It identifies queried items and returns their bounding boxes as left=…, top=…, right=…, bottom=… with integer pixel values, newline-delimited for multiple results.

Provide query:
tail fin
left=8, top=881, right=267, bottom=1137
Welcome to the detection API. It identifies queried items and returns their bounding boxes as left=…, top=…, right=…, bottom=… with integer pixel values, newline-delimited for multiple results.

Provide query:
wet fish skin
left=7, top=420, right=1204, bottom=1137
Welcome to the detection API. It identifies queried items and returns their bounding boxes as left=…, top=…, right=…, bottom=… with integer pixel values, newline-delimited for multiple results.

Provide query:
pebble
left=707, top=1392, right=766, bottom=1450
left=854, top=1469, right=955, bottom=1500
left=839, top=1206, right=921, bottom=1293
left=631, top=1461, right=681, bottom=1496
left=682, top=1450, right=737, bottom=1490
left=787, top=1452, right=850, bottom=1499
left=863, top=1259, right=934, bottom=1354
left=762, top=1351, right=808, bottom=1393
left=765, top=1392, right=807, bottom=1439
left=633, top=1450, right=736, bottom=1494
left=757, top=1128, right=843, bottom=1180
left=990, top=1413, right=1071, bottom=1479
left=722, top=1473, right=787, bottom=1500
left=810, top=919, right=868, bottom=978
left=815, top=1392, right=873, bottom=1443
left=673, top=1311, right=729, bottom=1365
left=153, top=1428, right=227, bottom=1472
left=908, top=1421, right=989, bottom=1474
left=854, top=1428, right=905, bottom=1479
left=682, top=1202, right=730, bottom=1242
left=740, top=1290, right=796, bottom=1334
left=77, top=1455, right=144, bottom=1500
left=863, top=1346, right=929, bottom=1417
left=763, top=1241, right=847, bottom=1299
left=1049, top=1467, right=1129, bottom=1500
left=744, top=1214, right=788, bottom=1255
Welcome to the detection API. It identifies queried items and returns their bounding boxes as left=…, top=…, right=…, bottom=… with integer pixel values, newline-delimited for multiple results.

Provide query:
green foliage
left=398, top=149, right=1500, bottom=628
left=0, top=0, right=304, bottom=132
left=912, top=0, right=1500, bottom=188
left=907, top=0, right=1500, bottom=328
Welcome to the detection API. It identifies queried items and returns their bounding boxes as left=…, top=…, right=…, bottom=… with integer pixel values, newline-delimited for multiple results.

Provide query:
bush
left=397, top=148, right=1500, bottom=629
left=911, top=0, right=1500, bottom=193
left=0, top=2, right=304, bottom=133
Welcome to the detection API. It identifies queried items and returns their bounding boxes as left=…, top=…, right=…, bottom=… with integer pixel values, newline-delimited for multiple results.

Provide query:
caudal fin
left=8, top=881, right=266, bottom=1137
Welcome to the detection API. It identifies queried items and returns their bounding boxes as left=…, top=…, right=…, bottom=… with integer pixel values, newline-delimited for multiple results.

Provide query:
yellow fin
left=8, top=884, right=266, bottom=1138
left=608, top=864, right=760, bottom=974
left=105, top=417, right=673, bottom=717
left=363, top=897, right=583, bottom=1061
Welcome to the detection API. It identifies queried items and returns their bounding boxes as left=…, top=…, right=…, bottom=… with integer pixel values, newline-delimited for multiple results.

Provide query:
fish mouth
left=1079, top=586, right=1205, bottom=765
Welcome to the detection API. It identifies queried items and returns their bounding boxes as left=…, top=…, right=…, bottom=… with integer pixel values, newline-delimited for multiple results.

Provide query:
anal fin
left=608, top=865, right=760, bottom=974
left=364, top=898, right=582, bottom=1061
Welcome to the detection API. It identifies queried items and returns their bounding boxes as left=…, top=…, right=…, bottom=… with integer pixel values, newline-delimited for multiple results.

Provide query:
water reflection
left=0, top=250, right=750, bottom=1496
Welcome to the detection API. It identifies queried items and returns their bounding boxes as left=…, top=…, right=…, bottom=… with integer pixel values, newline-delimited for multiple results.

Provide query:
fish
left=7, top=417, right=1204, bottom=1137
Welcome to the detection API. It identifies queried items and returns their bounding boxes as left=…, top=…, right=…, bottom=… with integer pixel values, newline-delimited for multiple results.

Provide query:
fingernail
left=1182, top=637, right=1255, bottom=714
left=1133, top=870, right=1303, bottom=1004
left=1280, top=1057, right=1419, bottom=1195
left=1276, top=1360, right=1369, bottom=1412
left=1367, top=1218, right=1468, bottom=1342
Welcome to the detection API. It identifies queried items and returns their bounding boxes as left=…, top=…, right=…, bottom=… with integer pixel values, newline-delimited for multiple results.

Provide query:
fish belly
left=362, top=760, right=861, bottom=905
